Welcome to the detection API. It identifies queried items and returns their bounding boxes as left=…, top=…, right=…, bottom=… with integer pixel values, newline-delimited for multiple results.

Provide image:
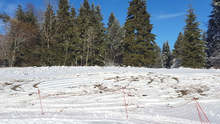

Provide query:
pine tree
left=162, top=41, right=172, bottom=68
left=76, top=0, right=91, bottom=65
left=77, top=1, right=106, bottom=66
left=89, top=5, right=106, bottom=66
left=106, top=13, right=124, bottom=65
left=25, top=5, right=38, bottom=25
left=181, top=8, right=206, bottom=68
left=16, top=5, right=25, bottom=22
left=153, top=44, right=162, bottom=68
left=123, top=0, right=157, bottom=67
left=172, top=32, right=184, bottom=67
left=207, top=0, right=220, bottom=68
left=41, top=4, right=56, bottom=66
left=67, top=6, right=80, bottom=66
left=55, top=0, right=72, bottom=65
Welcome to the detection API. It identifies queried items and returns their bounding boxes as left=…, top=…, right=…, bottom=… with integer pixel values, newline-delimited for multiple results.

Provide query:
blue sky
left=0, top=0, right=212, bottom=49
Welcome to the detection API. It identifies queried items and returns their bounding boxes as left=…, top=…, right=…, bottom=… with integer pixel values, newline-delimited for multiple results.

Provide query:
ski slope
left=0, top=66, right=220, bottom=124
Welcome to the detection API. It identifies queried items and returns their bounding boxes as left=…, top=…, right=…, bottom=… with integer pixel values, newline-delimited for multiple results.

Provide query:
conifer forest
left=0, top=0, right=219, bottom=68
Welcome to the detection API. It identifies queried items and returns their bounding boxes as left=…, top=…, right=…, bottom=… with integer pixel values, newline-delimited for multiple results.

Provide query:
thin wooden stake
left=38, top=87, right=44, bottom=115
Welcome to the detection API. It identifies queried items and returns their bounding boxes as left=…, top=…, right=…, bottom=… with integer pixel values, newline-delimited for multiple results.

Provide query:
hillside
left=0, top=66, right=220, bottom=124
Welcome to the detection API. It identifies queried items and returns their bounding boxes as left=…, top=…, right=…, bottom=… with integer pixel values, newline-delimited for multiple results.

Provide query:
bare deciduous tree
left=6, top=19, right=39, bottom=67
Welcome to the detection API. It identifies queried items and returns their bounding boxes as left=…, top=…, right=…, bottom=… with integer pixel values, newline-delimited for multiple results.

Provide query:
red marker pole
left=38, top=87, right=44, bottom=115
left=195, top=104, right=203, bottom=124
left=195, top=99, right=210, bottom=124
left=194, top=98, right=210, bottom=124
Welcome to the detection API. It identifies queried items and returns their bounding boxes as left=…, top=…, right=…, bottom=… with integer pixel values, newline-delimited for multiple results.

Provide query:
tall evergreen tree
left=89, top=5, right=106, bottom=66
left=25, top=5, right=38, bottom=25
left=77, top=1, right=106, bottom=66
left=172, top=32, right=184, bottom=67
left=16, top=5, right=25, bottom=22
left=76, top=0, right=91, bottom=65
left=173, top=32, right=184, bottom=58
left=41, top=4, right=56, bottom=66
left=55, top=0, right=72, bottom=65
left=67, top=6, right=80, bottom=66
left=162, top=41, right=172, bottom=68
left=207, top=0, right=220, bottom=68
left=153, top=44, right=162, bottom=68
left=182, top=8, right=206, bottom=68
left=123, top=0, right=157, bottom=67
left=105, top=13, right=124, bottom=65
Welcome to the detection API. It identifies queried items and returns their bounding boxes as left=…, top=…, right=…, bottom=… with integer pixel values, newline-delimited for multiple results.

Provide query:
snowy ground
left=0, top=66, right=220, bottom=124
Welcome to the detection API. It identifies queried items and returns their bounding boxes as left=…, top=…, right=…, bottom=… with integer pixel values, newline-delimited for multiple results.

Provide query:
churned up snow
left=0, top=66, right=220, bottom=124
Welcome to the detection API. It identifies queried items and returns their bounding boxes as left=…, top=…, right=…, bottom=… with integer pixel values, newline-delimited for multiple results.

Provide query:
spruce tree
left=182, top=8, right=206, bottom=68
left=16, top=5, right=25, bottom=22
left=55, top=0, right=72, bottom=65
left=172, top=32, right=184, bottom=67
left=76, top=0, right=91, bottom=65
left=89, top=5, right=106, bottom=66
left=153, top=44, right=162, bottom=68
left=68, top=6, right=80, bottom=66
left=77, top=1, right=106, bottom=66
left=41, top=4, right=56, bottom=66
left=162, top=41, right=172, bottom=68
left=123, top=0, right=157, bottom=67
left=207, top=0, right=220, bottom=68
left=106, top=13, right=124, bottom=65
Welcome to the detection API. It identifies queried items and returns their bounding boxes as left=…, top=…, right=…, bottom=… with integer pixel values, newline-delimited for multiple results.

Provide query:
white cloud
left=156, top=12, right=185, bottom=19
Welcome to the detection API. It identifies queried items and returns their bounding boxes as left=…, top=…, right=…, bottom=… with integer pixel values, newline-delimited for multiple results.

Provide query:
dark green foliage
left=76, top=1, right=106, bottom=66
left=123, top=0, right=158, bottom=67
left=2, top=1, right=210, bottom=69
left=162, top=41, right=172, bottom=68
left=16, top=5, right=25, bottom=22
left=181, top=8, right=206, bottom=68
left=105, top=13, right=124, bottom=65
left=153, top=44, right=162, bottom=68
left=54, top=0, right=72, bottom=66
left=206, top=0, right=220, bottom=68
left=41, top=4, right=56, bottom=66
left=173, top=32, right=184, bottom=59
left=67, top=7, right=81, bottom=66
left=76, top=0, right=92, bottom=66
left=5, top=5, right=42, bottom=67
left=89, top=5, right=106, bottom=66
left=172, top=32, right=184, bottom=67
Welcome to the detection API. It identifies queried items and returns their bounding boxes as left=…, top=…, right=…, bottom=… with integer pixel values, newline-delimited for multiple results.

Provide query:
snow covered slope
left=0, top=66, right=220, bottom=124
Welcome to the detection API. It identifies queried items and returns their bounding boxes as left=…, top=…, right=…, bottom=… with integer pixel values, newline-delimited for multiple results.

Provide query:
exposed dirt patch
left=11, top=84, right=22, bottom=91
left=176, top=85, right=209, bottom=98
left=148, top=78, right=154, bottom=84
left=4, top=82, right=13, bottom=86
left=33, top=83, right=40, bottom=88
left=177, top=90, right=189, bottom=97
left=172, top=77, right=179, bottom=83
